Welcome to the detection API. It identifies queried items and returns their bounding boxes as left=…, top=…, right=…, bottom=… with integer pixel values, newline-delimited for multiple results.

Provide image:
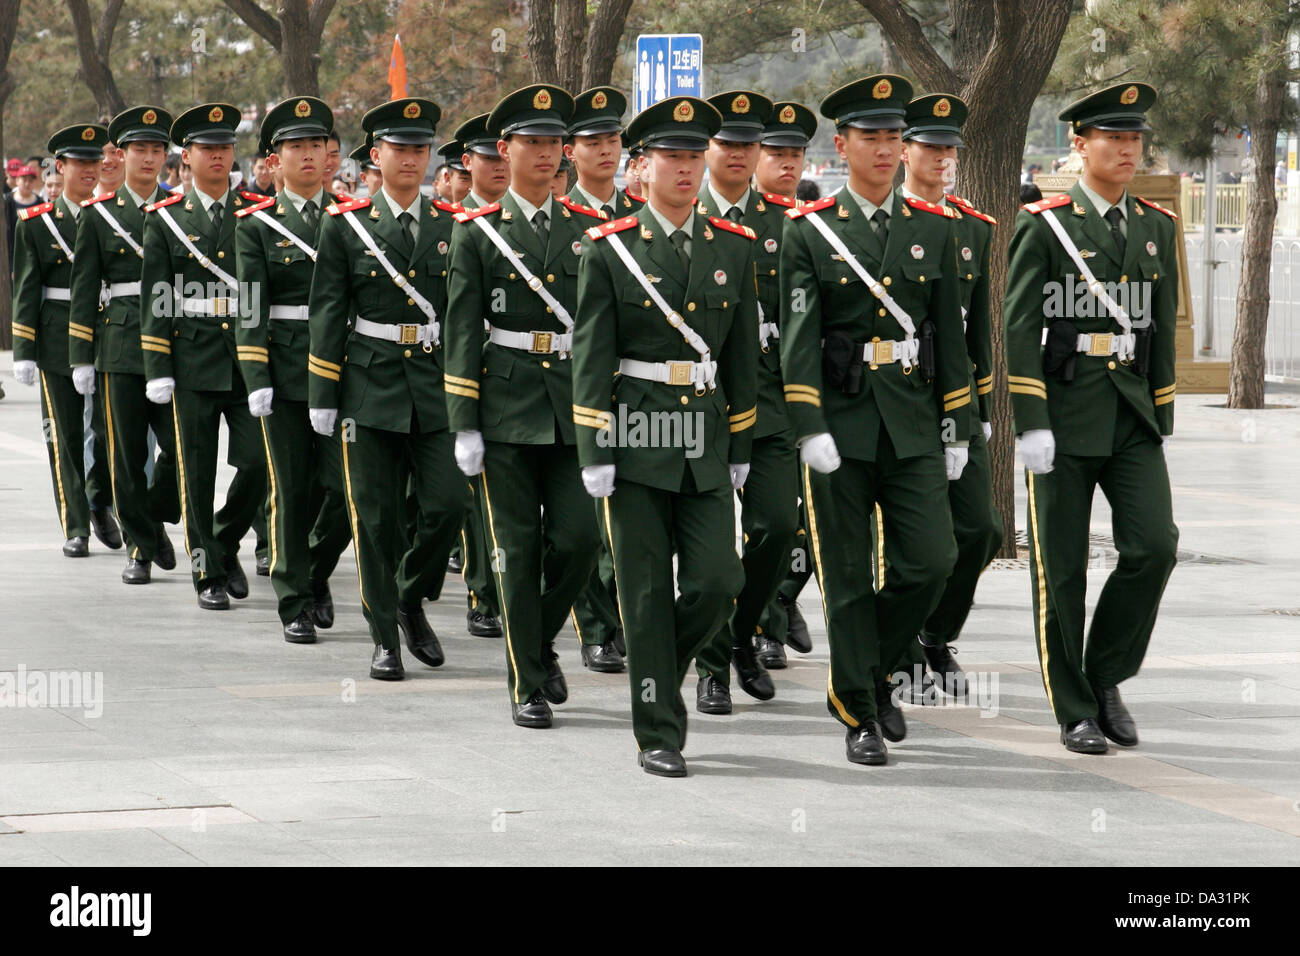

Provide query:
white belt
left=488, top=327, right=572, bottom=355
left=41, top=286, right=70, bottom=302
left=269, top=305, right=309, bottom=321
left=354, top=315, right=440, bottom=345
left=618, top=357, right=717, bottom=390
left=860, top=338, right=920, bottom=366
left=178, top=295, right=239, bottom=317
left=108, top=281, right=142, bottom=299
left=1041, top=328, right=1136, bottom=357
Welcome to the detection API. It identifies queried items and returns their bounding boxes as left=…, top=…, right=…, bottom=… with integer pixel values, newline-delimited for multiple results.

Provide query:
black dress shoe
left=62, top=536, right=89, bottom=557
left=638, top=748, right=687, bottom=777
left=256, top=553, right=270, bottom=576
left=541, top=648, right=568, bottom=704
left=198, top=581, right=230, bottom=610
left=780, top=593, right=812, bottom=654
left=511, top=689, right=553, bottom=728
left=612, top=627, right=625, bottom=657
left=153, top=525, right=176, bottom=570
left=396, top=600, right=444, bottom=668
left=920, top=635, right=964, bottom=692
left=755, top=634, right=788, bottom=669
left=223, top=555, right=249, bottom=599
left=875, top=680, right=907, bottom=742
left=696, top=676, right=732, bottom=715
left=1061, top=718, right=1109, bottom=754
left=581, top=640, right=625, bottom=673
left=370, top=645, right=404, bottom=681
left=845, top=722, right=888, bottom=765
left=732, top=639, right=776, bottom=701
left=466, top=608, right=502, bottom=637
left=90, top=508, right=123, bottom=550
left=283, top=611, right=317, bottom=645
left=121, top=557, right=151, bottom=585
left=1093, top=685, right=1138, bottom=747
left=310, top=580, right=334, bottom=629
left=447, top=552, right=463, bottom=574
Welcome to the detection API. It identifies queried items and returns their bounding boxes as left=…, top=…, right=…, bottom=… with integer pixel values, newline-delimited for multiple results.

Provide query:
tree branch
left=223, top=0, right=282, bottom=50
left=308, top=0, right=340, bottom=39
left=96, top=0, right=124, bottom=62
left=856, top=0, right=958, bottom=90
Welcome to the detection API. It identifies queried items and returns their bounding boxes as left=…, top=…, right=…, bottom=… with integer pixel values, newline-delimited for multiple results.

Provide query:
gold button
left=441, top=270, right=447, bottom=276
left=370, top=270, right=377, bottom=277
left=966, top=273, right=973, bottom=280
left=284, top=256, right=291, bottom=263
left=918, top=275, right=925, bottom=282
left=882, top=276, right=891, bottom=286
left=643, top=299, right=651, bottom=308
left=679, top=395, right=689, bottom=405
left=509, top=272, right=517, bottom=280
left=1107, top=360, right=1116, bottom=370
left=769, top=269, right=776, bottom=276
left=1152, top=272, right=1158, bottom=279
left=188, top=253, right=194, bottom=258
left=407, top=297, right=415, bottom=306
left=482, top=367, right=488, bottom=373
left=174, top=330, right=180, bottom=336
left=217, top=251, right=225, bottom=259
left=878, top=308, right=886, bottom=317
left=546, top=273, right=555, bottom=283
left=545, top=306, right=552, bottom=314
left=542, top=360, right=551, bottom=369
left=409, top=269, right=416, bottom=278
left=221, top=322, right=229, bottom=330
left=839, top=276, right=847, bottom=285
left=687, top=302, right=696, bottom=312
left=1120, top=274, right=1128, bottom=283
left=722, top=300, right=728, bottom=308
left=404, top=348, right=412, bottom=358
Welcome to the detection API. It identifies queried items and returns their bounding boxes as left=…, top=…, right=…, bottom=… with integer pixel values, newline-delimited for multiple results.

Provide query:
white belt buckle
left=666, top=361, right=693, bottom=386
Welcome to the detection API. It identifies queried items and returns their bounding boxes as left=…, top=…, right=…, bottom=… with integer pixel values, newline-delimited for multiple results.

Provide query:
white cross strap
left=253, top=209, right=317, bottom=261
left=93, top=201, right=144, bottom=258
left=154, top=206, right=237, bottom=288
left=340, top=211, right=439, bottom=336
left=469, top=214, right=573, bottom=331
left=40, top=212, right=74, bottom=262
left=1038, top=206, right=1135, bottom=360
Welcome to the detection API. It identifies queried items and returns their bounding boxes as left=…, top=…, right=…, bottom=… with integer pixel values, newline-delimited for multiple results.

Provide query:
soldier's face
left=756, top=145, right=804, bottom=196
left=1076, top=129, right=1143, bottom=187
left=643, top=148, right=706, bottom=209
left=466, top=152, right=509, bottom=199
left=500, top=135, right=562, bottom=192
left=362, top=168, right=383, bottom=196
left=183, top=143, right=234, bottom=191
left=323, top=139, right=342, bottom=185
left=99, top=143, right=123, bottom=184
left=836, top=127, right=902, bottom=189
left=57, top=157, right=100, bottom=199
left=705, top=137, right=759, bottom=193
left=451, top=169, right=471, bottom=202
left=276, top=136, right=326, bottom=190
left=566, top=131, right=622, bottom=183
left=550, top=168, right=568, bottom=200
left=375, top=141, right=430, bottom=191
left=902, top=141, right=957, bottom=192
left=125, top=142, right=166, bottom=182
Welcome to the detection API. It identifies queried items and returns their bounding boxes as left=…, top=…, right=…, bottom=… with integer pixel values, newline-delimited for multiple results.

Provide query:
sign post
left=634, top=34, right=703, bottom=113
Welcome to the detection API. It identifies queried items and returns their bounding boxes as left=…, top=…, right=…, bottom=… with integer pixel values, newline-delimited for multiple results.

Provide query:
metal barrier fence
left=1180, top=183, right=1290, bottom=230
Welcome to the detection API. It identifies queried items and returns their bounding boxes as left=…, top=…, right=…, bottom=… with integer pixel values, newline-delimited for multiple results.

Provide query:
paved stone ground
left=1, top=356, right=1298, bottom=865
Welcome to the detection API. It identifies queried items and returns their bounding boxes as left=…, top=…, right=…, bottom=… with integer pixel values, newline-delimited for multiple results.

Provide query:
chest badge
left=571, top=240, right=582, bottom=256
left=1146, top=241, right=1156, bottom=256
left=437, top=240, right=448, bottom=255
left=961, top=246, right=972, bottom=261
left=764, top=238, right=778, bottom=253
left=714, top=269, right=727, bottom=285
left=910, top=244, right=924, bottom=259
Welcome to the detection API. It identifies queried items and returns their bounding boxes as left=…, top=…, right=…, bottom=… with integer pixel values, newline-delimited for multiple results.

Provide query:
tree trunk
left=278, top=0, right=337, bottom=96
left=1227, top=21, right=1287, bottom=409
left=0, top=0, right=19, bottom=351
left=67, top=0, right=127, bottom=120
left=554, top=0, right=587, bottom=92
left=582, top=0, right=635, bottom=89
left=528, top=0, right=560, bottom=85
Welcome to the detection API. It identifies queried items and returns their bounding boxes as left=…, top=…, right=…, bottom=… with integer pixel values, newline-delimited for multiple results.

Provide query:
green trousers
left=480, top=441, right=598, bottom=703
left=259, top=397, right=352, bottom=625
left=101, top=370, right=179, bottom=561
left=1025, top=405, right=1177, bottom=724
left=757, top=490, right=816, bottom=644
left=340, top=423, right=469, bottom=649
left=804, top=433, right=956, bottom=728
left=461, top=479, right=500, bottom=615
left=36, top=370, right=112, bottom=540
left=603, top=478, right=743, bottom=753
left=570, top=525, right=620, bottom=647
left=695, top=430, right=800, bottom=685
left=170, top=378, right=267, bottom=591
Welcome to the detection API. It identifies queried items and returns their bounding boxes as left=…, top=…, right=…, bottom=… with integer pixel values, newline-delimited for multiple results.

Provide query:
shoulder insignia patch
left=332, top=191, right=353, bottom=204
left=585, top=216, right=639, bottom=241
left=18, top=202, right=55, bottom=220
left=1023, top=193, right=1072, bottom=215
left=905, top=196, right=957, bottom=218
left=432, top=198, right=460, bottom=214
left=235, top=196, right=277, bottom=218
left=326, top=196, right=371, bottom=217
left=453, top=201, right=501, bottom=223
left=707, top=215, right=756, bottom=239
left=624, top=191, right=645, bottom=204
left=240, top=189, right=271, bottom=203
left=785, top=195, right=836, bottom=220
left=80, top=193, right=116, bottom=208
left=557, top=195, right=606, bottom=219
left=1136, top=196, right=1178, bottom=220
left=143, top=194, right=184, bottom=213
left=946, top=194, right=997, bottom=224
left=761, top=192, right=796, bottom=208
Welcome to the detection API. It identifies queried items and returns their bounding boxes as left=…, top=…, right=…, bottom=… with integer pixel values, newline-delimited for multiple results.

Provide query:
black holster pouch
left=822, top=331, right=864, bottom=395
left=1042, top=319, right=1078, bottom=383
left=1133, top=326, right=1152, bottom=377
left=918, top=319, right=937, bottom=381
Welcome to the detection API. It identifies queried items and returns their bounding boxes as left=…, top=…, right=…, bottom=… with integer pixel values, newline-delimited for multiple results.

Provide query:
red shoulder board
left=558, top=195, right=606, bottom=219
left=17, top=202, right=55, bottom=221
left=333, top=192, right=353, bottom=204
left=80, top=193, right=116, bottom=208
left=453, top=201, right=501, bottom=223
left=432, top=198, right=460, bottom=214
left=785, top=195, right=836, bottom=220
left=326, top=196, right=371, bottom=216
left=234, top=195, right=276, bottom=218
left=1136, top=196, right=1178, bottom=220
left=240, top=189, right=271, bottom=203
left=1023, top=193, right=1071, bottom=215
left=708, top=215, right=756, bottom=239
left=143, top=194, right=184, bottom=213
left=762, top=192, right=796, bottom=208
left=905, top=196, right=957, bottom=218
left=585, top=216, right=639, bottom=241
left=624, top=191, right=645, bottom=203
left=946, top=194, right=997, bottom=225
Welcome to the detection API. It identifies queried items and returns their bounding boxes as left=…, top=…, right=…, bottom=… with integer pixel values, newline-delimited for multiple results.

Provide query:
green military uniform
left=139, top=104, right=268, bottom=607
left=780, top=76, right=973, bottom=760
left=235, top=96, right=353, bottom=642
left=1004, top=83, right=1178, bottom=743
left=444, top=85, right=601, bottom=724
left=12, top=124, right=116, bottom=554
left=307, top=97, right=470, bottom=679
left=888, top=94, right=1003, bottom=685
left=572, top=96, right=759, bottom=774
left=68, top=107, right=179, bottom=579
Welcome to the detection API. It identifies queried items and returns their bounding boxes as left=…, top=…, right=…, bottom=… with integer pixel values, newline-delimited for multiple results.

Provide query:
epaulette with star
left=946, top=194, right=997, bottom=224
left=785, top=195, right=836, bottom=220
left=585, top=216, right=639, bottom=240
left=326, top=196, right=370, bottom=216
left=333, top=191, right=353, bottom=204
left=143, top=193, right=184, bottom=213
left=761, top=192, right=797, bottom=209
left=453, top=201, right=500, bottom=223
left=80, top=193, right=116, bottom=208
left=905, top=196, right=958, bottom=218
left=240, top=189, right=270, bottom=203
left=234, top=195, right=276, bottom=218
left=557, top=195, right=606, bottom=219
left=432, top=198, right=460, bottom=215
left=1136, top=196, right=1178, bottom=220
left=17, top=202, right=55, bottom=221
left=1023, top=193, right=1071, bottom=215
left=707, top=215, right=756, bottom=239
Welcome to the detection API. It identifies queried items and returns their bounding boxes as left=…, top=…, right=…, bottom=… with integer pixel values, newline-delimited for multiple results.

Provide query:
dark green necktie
left=601, top=204, right=615, bottom=221
left=726, top=206, right=743, bottom=223
left=670, top=229, right=690, bottom=274
left=398, top=211, right=415, bottom=251
left=209, top=199, right=223, bottom=233
left=302, top=199, right=318, bottom=231
left=533, top=209, right=549, bottom=247
left=1104, top=206, right=1126, bottom=260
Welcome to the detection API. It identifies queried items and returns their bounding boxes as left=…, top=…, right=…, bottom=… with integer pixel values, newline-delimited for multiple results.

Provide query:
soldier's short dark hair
left=795, top=178, right=821, bottom=201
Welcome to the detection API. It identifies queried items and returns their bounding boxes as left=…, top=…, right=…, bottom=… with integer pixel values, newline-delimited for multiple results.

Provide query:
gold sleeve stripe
left=13, top=327, right=37, bottom=341
left=1154, top=393, right=1175, bottom=406
left=728, top=406, right=756, bottom=424
left=573, top=403, right=611, bottom=420
left=309, top=364, right=340, bottom=382
left=141, top=341, right=171, bottom=354
left=70, top=328, right=95, bottom=342
left=12, top=322, right=36, bottom=335
left=977, top=382, right=993, bottom=395
left=942, top=385, right=971, bottom=402
left=141, top=334, right=172, bottom=346
left=444, top=373, right=480, bottom=389
left=976, top=374, right=993, bottom=385
left=785, top=393, right=821, bottom=407
left=1008, top=374, right=1046, bottom=388
left=1153, top=383, right=1176, bottom=396
left=237, top=346, right=269, bottom=356
left=308, top=354, right=342, bottom=372
left=69, top=322, right=95, bottom=336
left=444, top=383, right=479, bottom=400
left=574, top=413, right=612, bottom=430
left=238, top=353, right=269, bottom=364
left=1009, top=383, right=1047, bottom=399
left=943, top=395, right=972, bottom=412
left=783, top=383, right=820, bottom=396
left=729, top=416, right=756, bottom=434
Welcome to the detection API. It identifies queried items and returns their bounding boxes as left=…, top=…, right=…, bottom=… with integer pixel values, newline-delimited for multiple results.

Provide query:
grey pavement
left=1, top=356, right=1298, bottom=865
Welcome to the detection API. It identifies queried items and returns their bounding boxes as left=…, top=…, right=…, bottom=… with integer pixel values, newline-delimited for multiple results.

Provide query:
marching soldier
left=235, top=96, right=353, bottom=644
left=307, top=97, right=470, bottom=679
left=892, top=93, right=1003, bottom=694
left=622, top=136, right=645, bottom=200
left=445, top=85, right=601, bottom=728
left=68, top=107, right=179, bottom=582
left=11, top=123, right=123, bottom=557
left=572, top=96, right=759, bottom=776
left=690, top=90, right=793, bottom=713
left=351, top=139, right=382, bottom=198
left=456, top=115, right=509, bottom=209
left=434, top=140, right=470, bottom=204
left=780, top=75, right=972, bottom=766
left=1005, top=82, right=1178, bottom=754
left=139, top=104, right=268, bottom=610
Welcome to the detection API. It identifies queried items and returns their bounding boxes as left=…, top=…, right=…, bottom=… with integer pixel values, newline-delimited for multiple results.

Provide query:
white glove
left=944, top=445, right=969, bottom=481
left=13, top=360, right=37, bottom=386
left=582, top=464, right=616, bottom=498
left=981, top=421, right=992, bottom=444
left=1020, top=428, right=1055, bottom=474
left=72, top=365, right=96, bottom=396
left=145, top=377, right=175, bottom=404
left=309, top=407, right=338, bottom=436
left=1161, top=435, right=1170, bottom=458
left=454, top=430, right=485, bottom=476
left=247, top=387, right=274, bottom=417
left=729, top=462, right=750, bottom=490
left=799, top=432, right=841, bottom=474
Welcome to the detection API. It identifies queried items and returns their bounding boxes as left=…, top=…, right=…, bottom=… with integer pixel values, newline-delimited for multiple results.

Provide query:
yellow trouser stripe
left=802, top=462, right=858, bottom=729
left=39, top=371, right=70, bottom=537
left=170, top=393, right=194, bottom=574
left=481, top=466, right=523, bottom=703
left=259, top=418, right=279, bottom=579
left=339, top=429, right=370, bottom=613
left=102, top=371, right=123, bottom=555
left=873, top=502, right=885, bottom=591
left=1026, top=472, right=1056, bottom=714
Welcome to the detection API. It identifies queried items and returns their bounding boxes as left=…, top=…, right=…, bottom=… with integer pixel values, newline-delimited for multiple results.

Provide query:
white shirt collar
left=282, top=186, right=325, bottom=214
left=508, top=187, right=553, bottom=225
left=380, top=188, right=422, bottom=221
left=192, top=186, right=228, bottom=212
left=1078, top=179, right=1127, bottom=220
left=124, top=184, right=155, bottom=209
left=645, top=201, right=692, bottom=239
left=844, top=184, right=894, bottom=220
left=574, top=182, right=616, bottom=211
left=707, top=183, right=749, bottom=218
